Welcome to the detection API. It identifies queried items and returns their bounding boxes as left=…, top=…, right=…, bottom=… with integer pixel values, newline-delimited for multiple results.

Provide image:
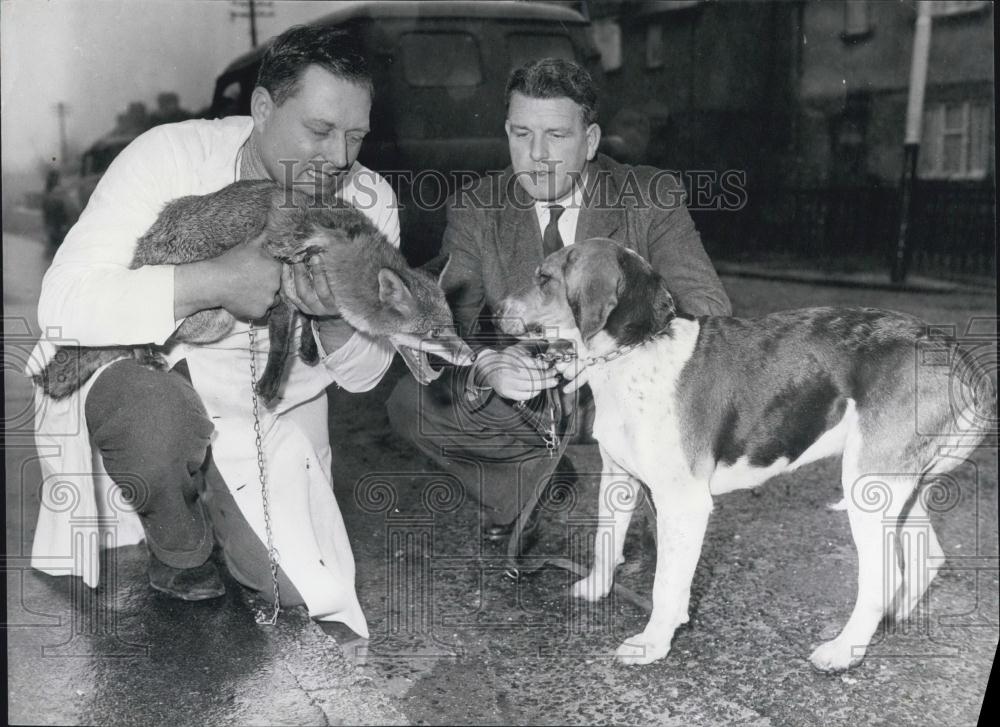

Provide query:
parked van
left=208, top=0, right=603, bottom=264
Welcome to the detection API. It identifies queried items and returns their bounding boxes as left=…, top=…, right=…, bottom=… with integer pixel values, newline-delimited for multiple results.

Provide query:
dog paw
left=809, top=639, right=864, bottom=672
left=571, top=574, right=611, bottom=602
left=616, top=633, right=671, bottom=666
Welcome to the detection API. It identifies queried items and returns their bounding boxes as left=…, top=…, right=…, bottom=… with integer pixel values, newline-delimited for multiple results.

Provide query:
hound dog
left=497, top=238, right=994, bottom=671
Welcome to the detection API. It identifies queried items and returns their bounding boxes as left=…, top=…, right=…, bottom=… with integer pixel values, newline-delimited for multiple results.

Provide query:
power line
left=230, top=0, right=274, bottom=49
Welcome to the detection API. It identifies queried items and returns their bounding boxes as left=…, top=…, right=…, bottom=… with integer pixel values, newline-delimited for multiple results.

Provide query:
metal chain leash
left=248, top=324, right=282, bottom=625
left=534, top=338, right=648, bottom=370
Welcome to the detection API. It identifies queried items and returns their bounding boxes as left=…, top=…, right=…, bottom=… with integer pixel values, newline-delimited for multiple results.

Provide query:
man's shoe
left=483, top=506, right=540, bottom=543
left=148, top=554, right=226, bottom=601
left=483, top=466, right=577, bottom=543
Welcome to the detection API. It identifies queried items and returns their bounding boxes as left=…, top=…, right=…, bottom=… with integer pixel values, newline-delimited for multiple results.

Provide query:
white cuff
left=315, top=322, right=394, bottom=393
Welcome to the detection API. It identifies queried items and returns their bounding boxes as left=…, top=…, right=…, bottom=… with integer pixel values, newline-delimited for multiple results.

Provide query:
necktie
left=542, top=204, right=565, bottom=257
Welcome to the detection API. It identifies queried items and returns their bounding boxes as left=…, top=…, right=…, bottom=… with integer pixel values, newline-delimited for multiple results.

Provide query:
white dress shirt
left=532, top=174, right=587, bottom=246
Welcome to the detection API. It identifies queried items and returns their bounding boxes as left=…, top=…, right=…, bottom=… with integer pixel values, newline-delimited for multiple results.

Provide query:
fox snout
left=391, top=328, right=475, bottom=367
left=430, top=330, right=475, bottom=367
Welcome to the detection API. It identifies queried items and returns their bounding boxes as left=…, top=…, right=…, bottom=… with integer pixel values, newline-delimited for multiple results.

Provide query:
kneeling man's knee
left=86, top=360, right=213, bottom=480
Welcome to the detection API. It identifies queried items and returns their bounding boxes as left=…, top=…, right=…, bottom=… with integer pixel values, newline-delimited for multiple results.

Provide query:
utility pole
left=53, top=102, right=70, bottom=168
left=891, top=1, right=933, bottom=284
left=230, top=0, right=274, bottom=49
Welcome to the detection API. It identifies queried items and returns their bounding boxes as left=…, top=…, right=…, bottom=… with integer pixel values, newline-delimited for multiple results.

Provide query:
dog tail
left=944, top=343, right=996, bottom=455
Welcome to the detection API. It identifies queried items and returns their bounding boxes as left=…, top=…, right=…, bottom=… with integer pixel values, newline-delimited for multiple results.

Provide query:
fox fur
left=35, top=180, right=469, bottom=403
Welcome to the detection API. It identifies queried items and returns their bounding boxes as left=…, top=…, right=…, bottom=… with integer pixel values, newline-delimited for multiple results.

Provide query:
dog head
left=497, top=238, right=676, bottom=352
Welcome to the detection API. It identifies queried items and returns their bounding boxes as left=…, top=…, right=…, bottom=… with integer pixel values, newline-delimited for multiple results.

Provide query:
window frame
left=919, top=100, right=991, bottom=181
left=840, top=0, right=873, bottom=42
left=590, top=18, right=623, bottom=72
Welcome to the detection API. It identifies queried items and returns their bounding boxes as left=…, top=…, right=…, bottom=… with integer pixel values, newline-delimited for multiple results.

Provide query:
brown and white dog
left=497, top=238, right=994, bottom=671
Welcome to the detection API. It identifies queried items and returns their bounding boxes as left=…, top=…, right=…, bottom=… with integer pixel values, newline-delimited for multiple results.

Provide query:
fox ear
left=418, top=254, right=453, bottom=286
left=436, top=254, right=453, bottom=286
left=378, top=268, right=415, bottom=310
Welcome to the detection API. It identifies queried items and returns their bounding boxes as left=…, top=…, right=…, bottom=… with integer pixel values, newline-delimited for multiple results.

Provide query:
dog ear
left=566, top=249, right=621, bottom=342
left=603, top=248, right=676, bottom=344
left=378, top=268, right=415, bottom=311
left=648, top=275, right=676, bottom=330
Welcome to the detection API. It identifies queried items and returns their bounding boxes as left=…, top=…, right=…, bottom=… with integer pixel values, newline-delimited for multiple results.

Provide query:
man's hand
left=473, top=344, right=559, bottom=401
left=282, top=254, right=341, bottom=317
left=283, top=254, right=356, bottom=353
left=174, top=231, right=281, bottom=321
left=553, top=355, right=589, bottom=395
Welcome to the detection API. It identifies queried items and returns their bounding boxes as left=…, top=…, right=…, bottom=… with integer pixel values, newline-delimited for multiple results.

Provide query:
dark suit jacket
left=440, top=153, right=732, bottom=343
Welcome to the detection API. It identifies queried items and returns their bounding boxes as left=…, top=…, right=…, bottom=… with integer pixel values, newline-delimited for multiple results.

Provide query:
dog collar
left=536, top=323, right=673, bottom=371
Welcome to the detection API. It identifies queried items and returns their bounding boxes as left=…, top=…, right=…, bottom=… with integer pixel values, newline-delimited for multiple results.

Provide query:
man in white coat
left=28, top=25, right=396, bottom=638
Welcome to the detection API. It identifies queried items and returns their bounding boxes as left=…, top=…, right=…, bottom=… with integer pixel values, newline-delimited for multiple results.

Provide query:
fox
left=34, top=180, right=473, bottom=403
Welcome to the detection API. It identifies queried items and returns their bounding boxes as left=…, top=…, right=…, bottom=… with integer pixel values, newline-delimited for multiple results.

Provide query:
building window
left=645, top=24, right=664, bottom=70
left=591, top=18, right=622, bottom=72
left=920, top=101, right=991, bottom=179
left=842, top=1, right=872, bottom=41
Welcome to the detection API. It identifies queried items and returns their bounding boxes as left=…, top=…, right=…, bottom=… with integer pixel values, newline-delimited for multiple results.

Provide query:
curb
left=716, top=264, right=996, bottom=296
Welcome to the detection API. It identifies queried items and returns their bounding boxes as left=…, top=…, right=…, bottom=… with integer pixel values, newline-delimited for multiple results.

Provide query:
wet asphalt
left=5, top=222, right=997, bottom=726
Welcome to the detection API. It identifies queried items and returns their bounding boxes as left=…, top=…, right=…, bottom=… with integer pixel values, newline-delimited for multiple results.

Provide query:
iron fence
left=694, top=181, right=996, bottom=280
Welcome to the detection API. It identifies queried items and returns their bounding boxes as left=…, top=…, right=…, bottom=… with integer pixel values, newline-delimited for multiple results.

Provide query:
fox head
left=371, top=258, right=475, bottom=383
left=263, top=195, right=474, bottom=383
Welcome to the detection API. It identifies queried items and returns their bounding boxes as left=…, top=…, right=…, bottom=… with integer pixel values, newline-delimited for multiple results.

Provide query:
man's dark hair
left=256, top=24, right=372, bottom=105
left=505, top=58, right=598, bottom=125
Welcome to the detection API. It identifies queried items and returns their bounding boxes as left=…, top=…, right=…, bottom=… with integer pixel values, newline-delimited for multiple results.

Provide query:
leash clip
left=544, top=403, right=559, bottom=456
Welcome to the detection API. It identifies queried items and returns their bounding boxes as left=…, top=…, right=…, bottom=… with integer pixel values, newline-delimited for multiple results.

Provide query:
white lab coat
left=27, top=116, right=400, bottom=637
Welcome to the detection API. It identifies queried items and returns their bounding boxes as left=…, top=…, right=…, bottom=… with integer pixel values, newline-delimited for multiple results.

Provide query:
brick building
left=574, top=0, right=994, bottom=276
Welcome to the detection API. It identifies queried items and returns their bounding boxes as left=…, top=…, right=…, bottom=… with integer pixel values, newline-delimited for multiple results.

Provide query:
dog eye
left=537, top=272, right=551, bottom=285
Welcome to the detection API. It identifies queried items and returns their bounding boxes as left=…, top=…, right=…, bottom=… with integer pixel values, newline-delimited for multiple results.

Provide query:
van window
left=507, top=33, right=575, bottom=69
left=400, top=32, right=482, bottom=87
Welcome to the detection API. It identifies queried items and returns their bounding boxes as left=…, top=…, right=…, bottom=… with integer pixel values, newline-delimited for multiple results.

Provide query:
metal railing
left=694, top=181, right=995, bottom=280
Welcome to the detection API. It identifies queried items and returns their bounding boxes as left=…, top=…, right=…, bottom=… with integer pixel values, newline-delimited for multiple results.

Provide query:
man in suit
left=387, top=58, right=731, bottom=541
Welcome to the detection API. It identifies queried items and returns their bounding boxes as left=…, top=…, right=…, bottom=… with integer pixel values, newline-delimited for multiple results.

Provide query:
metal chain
left=534, top=338, right=648, bottom=370
left=248, top=325, right=282, bottom=625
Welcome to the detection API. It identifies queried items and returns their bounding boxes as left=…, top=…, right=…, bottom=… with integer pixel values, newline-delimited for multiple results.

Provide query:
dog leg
left=617, top=475, right=712, bottom=666
left=571, top=447, right=639, bottom=602
left=810, top=421, right=917, bottom=672
left=893, top=491, right=944, bottom=624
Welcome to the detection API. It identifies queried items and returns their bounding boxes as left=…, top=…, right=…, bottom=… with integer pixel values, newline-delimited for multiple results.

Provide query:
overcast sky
left=1, top=0, right=336, bottom=176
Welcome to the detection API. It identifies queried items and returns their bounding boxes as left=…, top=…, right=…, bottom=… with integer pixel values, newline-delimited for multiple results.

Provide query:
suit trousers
left=386, top=368, right=579, bottom=525
left=85, top=358, right=303, bottom=604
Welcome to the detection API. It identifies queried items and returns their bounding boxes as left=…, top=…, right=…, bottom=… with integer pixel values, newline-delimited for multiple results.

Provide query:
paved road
left=5, top=226, right=997, bottom=725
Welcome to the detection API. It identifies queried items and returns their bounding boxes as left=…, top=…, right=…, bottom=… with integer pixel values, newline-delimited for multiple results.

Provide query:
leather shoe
left=483, top=506, right=540, bottom=543
left=148, top=553, right=226, bottom=601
